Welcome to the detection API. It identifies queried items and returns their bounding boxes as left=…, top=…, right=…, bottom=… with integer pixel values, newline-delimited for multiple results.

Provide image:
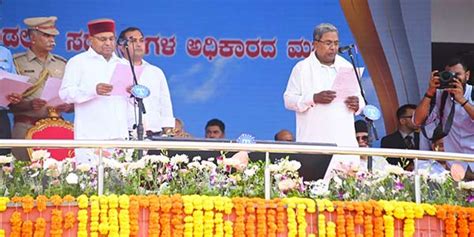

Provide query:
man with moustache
left=59, top=19, right=130, bottom=164
left=11, top=16, right=71, bottom=160
left=116, top=27, right=175, bottom=136
left=283, top=23, right=365, bottom=179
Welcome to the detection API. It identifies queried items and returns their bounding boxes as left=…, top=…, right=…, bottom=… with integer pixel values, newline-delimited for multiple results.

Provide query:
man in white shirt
left=116, top=27, right=175, bottom=136
left=283, top=23, right=365, bottom=179
left=59, top=19, right=130, bottom=163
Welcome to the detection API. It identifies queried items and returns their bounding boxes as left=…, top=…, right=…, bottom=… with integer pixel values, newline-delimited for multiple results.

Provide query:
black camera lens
left=439, top=71, right=455, bottom=81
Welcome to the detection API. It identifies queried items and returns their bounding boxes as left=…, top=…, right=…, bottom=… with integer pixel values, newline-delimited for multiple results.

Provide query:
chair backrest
left=25, top=116, right=74, bottom=161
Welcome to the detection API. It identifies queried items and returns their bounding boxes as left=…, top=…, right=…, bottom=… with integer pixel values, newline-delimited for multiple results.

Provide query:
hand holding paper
left=331, top=67, right=362, bottom=102
left=0, top=71, right=32, bottom=107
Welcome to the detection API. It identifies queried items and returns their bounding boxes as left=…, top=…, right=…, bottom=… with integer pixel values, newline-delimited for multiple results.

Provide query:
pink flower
left=278, top=179, right=297, bottom=192
left=2, top=166, right=12, bottom=174
left=228, top=151, right=249, bottom=171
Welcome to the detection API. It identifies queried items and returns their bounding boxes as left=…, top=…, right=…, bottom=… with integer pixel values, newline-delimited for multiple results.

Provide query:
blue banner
left=1, top=0, right=381, bottom=140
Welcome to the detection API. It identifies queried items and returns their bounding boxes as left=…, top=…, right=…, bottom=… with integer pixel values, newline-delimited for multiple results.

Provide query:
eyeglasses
left=317, top=40, right=340, bottom=47
left=93, top=35, right=116, bottom=42
left=356, top=135, right=368, bottom=141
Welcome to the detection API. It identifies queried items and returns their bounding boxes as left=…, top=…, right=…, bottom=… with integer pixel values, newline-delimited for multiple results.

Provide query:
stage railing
left=1, top=139, right=474, bottom=202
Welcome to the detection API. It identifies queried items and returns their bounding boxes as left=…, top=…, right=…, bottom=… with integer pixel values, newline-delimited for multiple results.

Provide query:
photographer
left=414, top=57, right=474, bottom=177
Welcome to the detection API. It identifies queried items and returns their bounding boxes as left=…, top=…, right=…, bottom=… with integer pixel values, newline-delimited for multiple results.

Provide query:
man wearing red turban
left=59, top=18, right=131, bottom=164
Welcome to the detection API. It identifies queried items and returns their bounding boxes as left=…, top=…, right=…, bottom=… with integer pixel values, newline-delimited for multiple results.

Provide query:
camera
left=435, top=71, right=457, bottom=89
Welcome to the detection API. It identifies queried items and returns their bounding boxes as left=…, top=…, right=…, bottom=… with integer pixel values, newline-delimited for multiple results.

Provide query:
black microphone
left=338, top=44, right=355, bottom=54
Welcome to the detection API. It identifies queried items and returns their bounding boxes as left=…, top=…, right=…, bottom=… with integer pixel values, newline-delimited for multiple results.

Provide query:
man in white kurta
left=117, top=27, right=175, bottom=134
left=284, top=23, right=365, bottom=179
left=59, top=19, right=130, bottom=163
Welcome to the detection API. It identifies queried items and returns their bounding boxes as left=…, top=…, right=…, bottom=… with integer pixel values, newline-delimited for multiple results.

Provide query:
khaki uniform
left=12, top=49, right=66, bottom=160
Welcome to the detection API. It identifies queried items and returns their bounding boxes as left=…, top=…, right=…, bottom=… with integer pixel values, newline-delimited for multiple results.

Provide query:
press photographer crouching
left=414, top=57, right=474, bottom=180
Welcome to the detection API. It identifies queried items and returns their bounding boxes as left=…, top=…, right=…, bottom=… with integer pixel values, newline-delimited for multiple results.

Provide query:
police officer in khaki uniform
left=11, top=16, right=72, bottom=160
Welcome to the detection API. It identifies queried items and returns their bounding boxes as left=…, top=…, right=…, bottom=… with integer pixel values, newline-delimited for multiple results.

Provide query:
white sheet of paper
left=331, top=67, right=364, bottom=102
left=40, top=77, right=65, bottom=107
left=0, top=70, right=29, bottom=82
left=109, top=64, right=144, bottom=96
left=0, top=72, right=33, bottom=107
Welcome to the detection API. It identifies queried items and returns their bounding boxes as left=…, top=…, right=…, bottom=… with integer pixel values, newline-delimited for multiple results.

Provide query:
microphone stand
left=124, top=41, right=146, bottom=160
left=346, top=48, right=378, bottom=171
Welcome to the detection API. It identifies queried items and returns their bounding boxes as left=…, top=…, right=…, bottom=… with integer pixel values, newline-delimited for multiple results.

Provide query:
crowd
left=1, top=17, right=472, bottom=179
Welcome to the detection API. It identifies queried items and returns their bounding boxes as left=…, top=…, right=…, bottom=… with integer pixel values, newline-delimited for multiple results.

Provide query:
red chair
left=25, top=109, right=74, bottom=161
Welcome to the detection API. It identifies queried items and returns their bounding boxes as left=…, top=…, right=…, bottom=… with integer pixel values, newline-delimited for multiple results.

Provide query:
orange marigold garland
left=344, top=202, right=356, bottom=237
left=363, top=202, right=373, bottom=237
left=468, top=207, right=474, bottom=235
left=233, top=197, right=246, bottom=237
left=170, top=194, right=184, bottom=237
left=148, top=195, right=161, bottom=237
left=9, top=211, right=22, bottom=236
left=35, top=195, right=48, bottom=212
left=129, top=195, right=140, bottom=237
left=256, top=198, right=267, bottom=237
left=245, top=198, right=256, bottom=237
left=276, top=198, right=286, bottom=234
left=371, top=201, right=384, bottom=237
left=159, top=195, right=172, bottom=237
left=33, top=217, right=46, bottom=237
left=50, top=209, right=63, bottom=237
left=445, top=205, right=457, bottom=237
left=334, top=201, right=346, bottom=237
left=22, top=219, right=34, bottom=237
left=64, top=211, right=76, bottom=230
left=457, top=207, right=469, bottom=237
left=33, top=195, right=48, bottom=237
left=266, top=199, right=277, bottom=237
left=63, top=195, right=76, bottom=231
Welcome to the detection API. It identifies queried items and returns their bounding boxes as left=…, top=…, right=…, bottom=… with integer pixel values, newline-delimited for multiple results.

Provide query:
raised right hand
left=427, top=70, right=441, bottom=96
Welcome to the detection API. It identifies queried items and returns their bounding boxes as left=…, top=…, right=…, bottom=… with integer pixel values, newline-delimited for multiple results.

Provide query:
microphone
left=338, top=44, right=355, bottom=54
left=117, top=38, right=129, bottom=46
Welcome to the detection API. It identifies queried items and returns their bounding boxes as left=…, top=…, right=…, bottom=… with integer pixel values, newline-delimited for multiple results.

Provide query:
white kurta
left=59, top=48, right=130, bottom=163
left=126, top=59, right=175, bottom=132
left=283, top=52, right=365, bottom=179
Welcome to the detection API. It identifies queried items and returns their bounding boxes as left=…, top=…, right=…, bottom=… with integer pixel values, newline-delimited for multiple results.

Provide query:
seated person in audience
left=354, top=120, right=388, bottom=171
left=274, top=129, right=294, bottom=142
left=381, top=104, right=420, bottom=170
left=205, top=118, right=225, bottom=139
left=173, top=118, right=192, bottom=138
